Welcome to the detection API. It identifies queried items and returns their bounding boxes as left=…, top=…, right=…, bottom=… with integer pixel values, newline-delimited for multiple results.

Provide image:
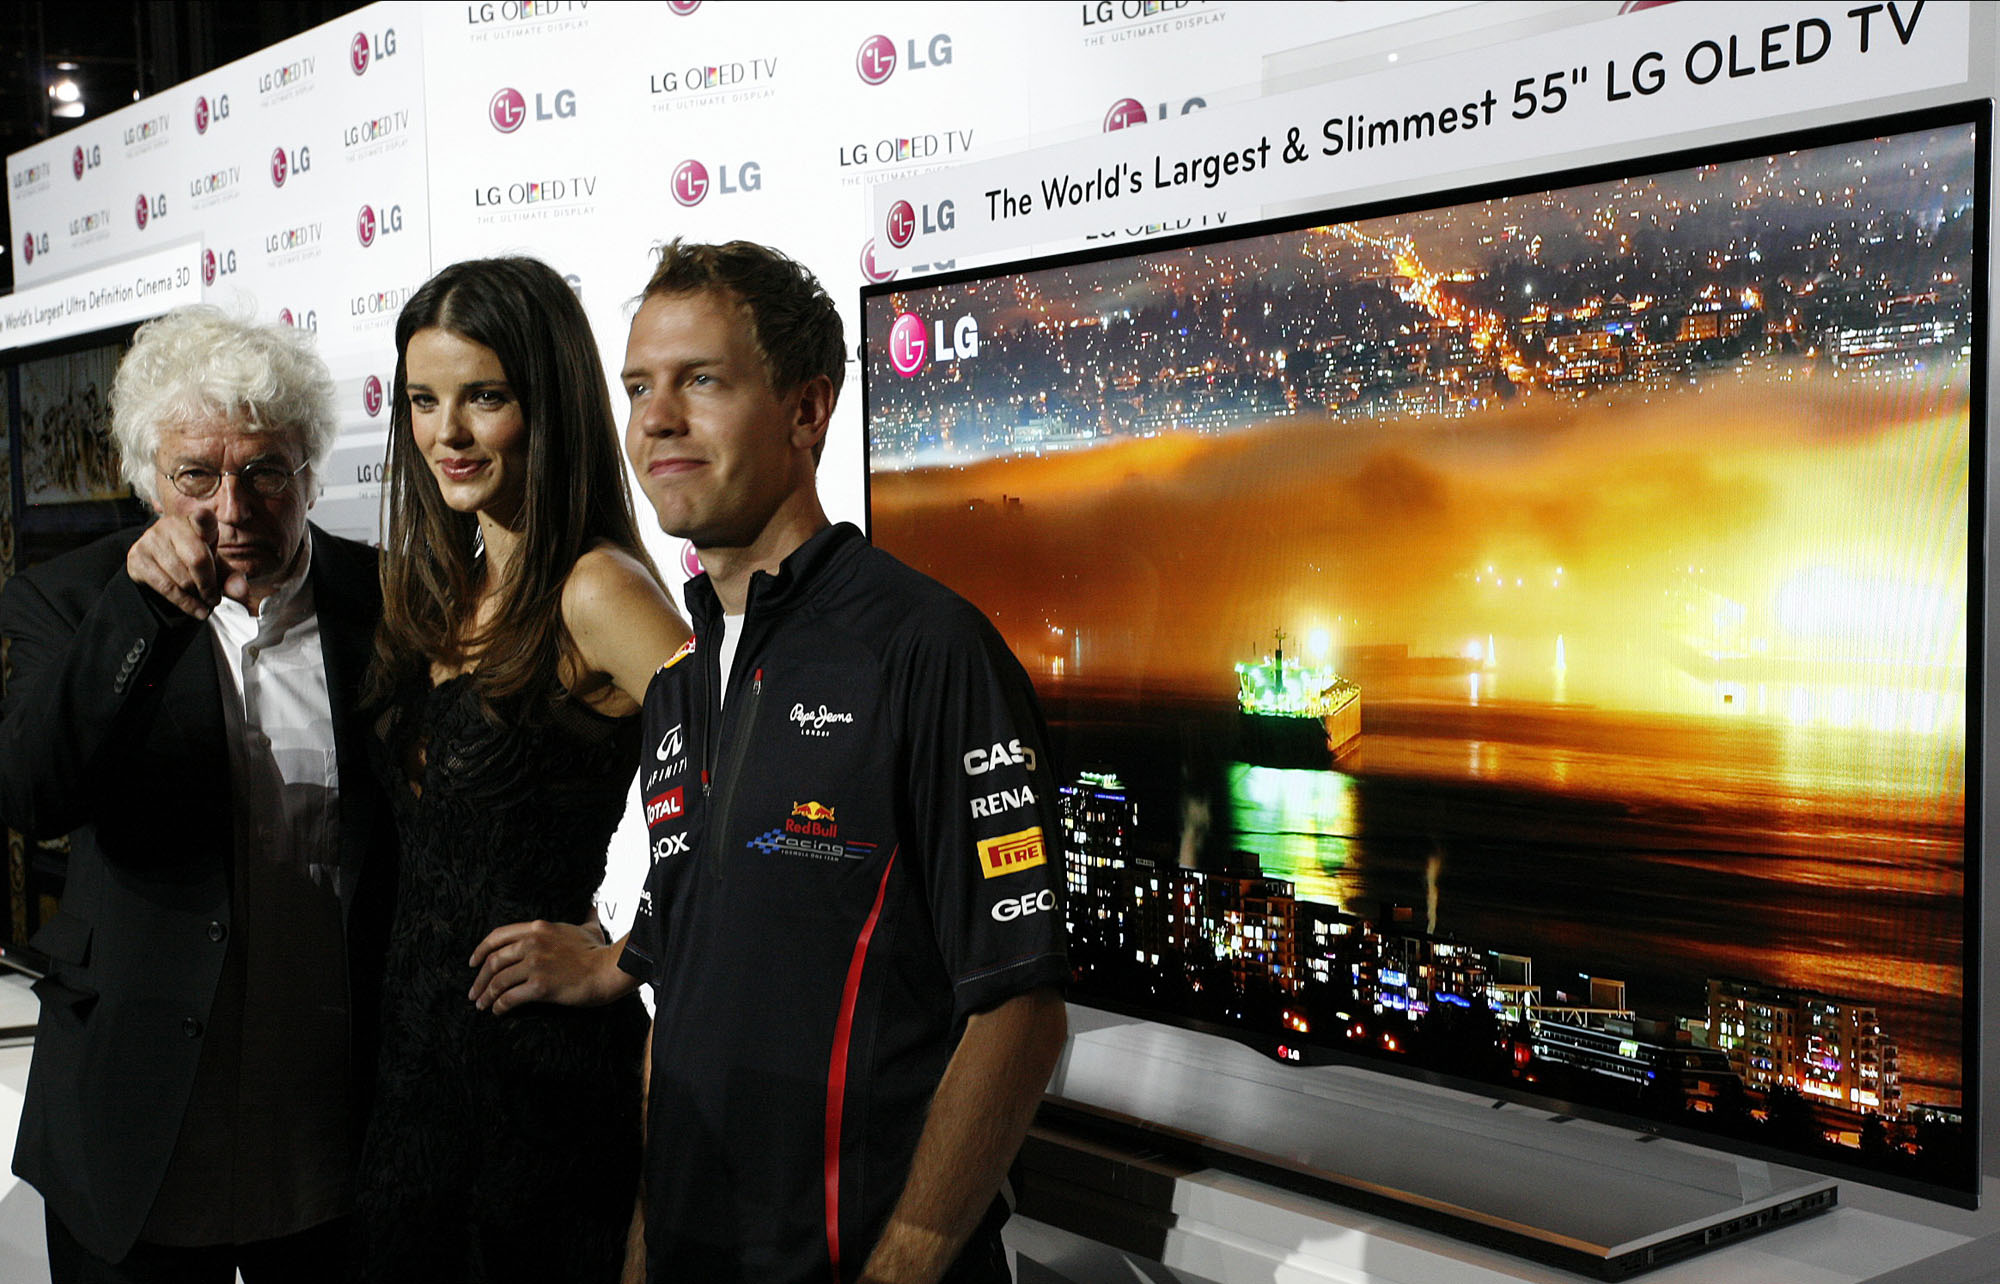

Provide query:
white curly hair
left=111, top=304, right=337, bottom=506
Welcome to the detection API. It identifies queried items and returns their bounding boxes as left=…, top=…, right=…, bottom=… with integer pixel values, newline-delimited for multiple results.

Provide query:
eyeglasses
left=161, top=459, right=310, bottom=500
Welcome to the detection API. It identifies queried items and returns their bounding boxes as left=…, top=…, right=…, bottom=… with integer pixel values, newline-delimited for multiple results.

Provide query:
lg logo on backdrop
left=489, top=87, right=577, bottom=133
left=855, top=32, right=952, bottom=85
left=356, top=203, right=405, bottom=247
left=350, top=27, right=397, bottom=75
left=202, top=248, right=240, bottom=286
left=270, top=145, right=311, bottom=187
left=193, top=93, right=231, bottom=134
left=670, top=159, right=760, bottom=207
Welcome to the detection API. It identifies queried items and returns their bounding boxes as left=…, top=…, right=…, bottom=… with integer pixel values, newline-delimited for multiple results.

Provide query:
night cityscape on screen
left=865, top=119, right=1977, bottom=1192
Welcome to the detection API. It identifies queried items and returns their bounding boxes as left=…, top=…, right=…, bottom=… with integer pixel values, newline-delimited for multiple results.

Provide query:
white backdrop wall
left=2, top=0, right=1487, bottom=938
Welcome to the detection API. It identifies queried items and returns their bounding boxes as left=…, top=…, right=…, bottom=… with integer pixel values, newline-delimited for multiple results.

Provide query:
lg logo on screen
left=888, top=310, right=979, bottom=380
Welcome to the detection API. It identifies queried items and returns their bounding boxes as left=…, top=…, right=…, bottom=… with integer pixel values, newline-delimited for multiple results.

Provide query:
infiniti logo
left=656, top=724, right=684, bottom=760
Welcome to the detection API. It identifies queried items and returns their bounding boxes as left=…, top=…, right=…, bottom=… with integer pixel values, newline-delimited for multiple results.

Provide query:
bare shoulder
left=561, top=544, right=691, bottom=707
left=561, top=544, right=671, bottom=623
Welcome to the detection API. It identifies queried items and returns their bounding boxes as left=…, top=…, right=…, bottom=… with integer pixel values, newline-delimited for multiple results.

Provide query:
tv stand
left=1018, top=1007, right=1983, bottom=1280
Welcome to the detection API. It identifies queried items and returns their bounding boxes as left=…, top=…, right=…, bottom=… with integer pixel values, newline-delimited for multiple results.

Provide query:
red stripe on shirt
left=825, top=847, right=898, bottom=1280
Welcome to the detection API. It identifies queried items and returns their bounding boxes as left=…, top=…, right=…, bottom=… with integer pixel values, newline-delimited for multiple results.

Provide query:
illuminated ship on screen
left=1235, top=629, right=1362, bottom=767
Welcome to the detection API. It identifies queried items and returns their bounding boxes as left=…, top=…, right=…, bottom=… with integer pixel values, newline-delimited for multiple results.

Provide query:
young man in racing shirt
left=471, top=239, right=1068, bottom=1284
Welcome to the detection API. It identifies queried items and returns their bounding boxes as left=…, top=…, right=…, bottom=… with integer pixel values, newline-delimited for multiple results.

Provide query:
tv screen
left=862, top=106, right=1982, bottom=1203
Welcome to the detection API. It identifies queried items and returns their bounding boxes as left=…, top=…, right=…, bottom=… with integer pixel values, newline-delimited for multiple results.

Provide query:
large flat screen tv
left=861, top=105, right=1983, bottom=1205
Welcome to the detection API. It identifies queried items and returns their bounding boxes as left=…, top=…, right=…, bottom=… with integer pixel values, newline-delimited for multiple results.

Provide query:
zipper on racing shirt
left=704, top=666, right=763, bottom=882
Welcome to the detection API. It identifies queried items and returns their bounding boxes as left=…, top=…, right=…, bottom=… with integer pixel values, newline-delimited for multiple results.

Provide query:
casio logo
left=963, top=739, right=1036, bottom=775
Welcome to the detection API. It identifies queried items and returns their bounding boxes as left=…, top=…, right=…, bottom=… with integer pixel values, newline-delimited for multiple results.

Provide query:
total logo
left=134, top=192, right=166, bottom=230
left=361, top=375, right=385, bottom=418
left=202, top=247, right=241, bottom=286
left=670, top=158, right=759, bottom=207
left=350, top=26, right=398, bottom=75
left=356, top=202, right=406, bottom=247
left=1103, top=94, right=1206, bottom=131
left=855, top=32, right=952, bottom=85
left=270, top=145, right=311, bottom=188
left=276, top=307, right=319, bottom=332
left=883, top=197, right=955, bottom=250
left=489, top=86, right=577, bottom=133
left=72, top=144, right=101, bottom=180
left=193, top=92, right=231, bottom=134
left=645, top=787, right=685, bottom=826
left=887, top=309, right=979, bottom=379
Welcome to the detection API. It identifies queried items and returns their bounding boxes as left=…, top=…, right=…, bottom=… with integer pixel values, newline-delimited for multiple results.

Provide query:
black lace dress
left=355, top=674, right=648, bottom=1283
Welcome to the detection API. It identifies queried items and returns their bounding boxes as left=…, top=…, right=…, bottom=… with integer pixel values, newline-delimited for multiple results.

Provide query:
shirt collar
left=212, top=532, right=316, bottom=641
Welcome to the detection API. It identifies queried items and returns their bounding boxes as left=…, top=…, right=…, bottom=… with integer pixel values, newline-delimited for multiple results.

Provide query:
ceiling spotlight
left=52, top=103, right=85, bottom=118
left=50, top=78, right=80, bottom=104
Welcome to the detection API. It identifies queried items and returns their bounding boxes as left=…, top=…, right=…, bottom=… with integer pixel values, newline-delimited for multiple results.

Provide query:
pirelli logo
left=977, top=826, right=1047, bottom=880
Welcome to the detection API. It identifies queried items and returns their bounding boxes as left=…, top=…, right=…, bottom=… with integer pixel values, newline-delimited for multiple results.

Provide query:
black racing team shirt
left=620, top=523, right=1068, bottom=1284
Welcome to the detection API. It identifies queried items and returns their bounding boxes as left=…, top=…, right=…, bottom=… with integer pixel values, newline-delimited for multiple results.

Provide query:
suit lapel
left=307, top=525, right=384, bottom=925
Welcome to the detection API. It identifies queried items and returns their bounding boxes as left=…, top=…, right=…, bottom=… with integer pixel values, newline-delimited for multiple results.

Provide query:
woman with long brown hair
left=354, top=256, right=686, bottom=1282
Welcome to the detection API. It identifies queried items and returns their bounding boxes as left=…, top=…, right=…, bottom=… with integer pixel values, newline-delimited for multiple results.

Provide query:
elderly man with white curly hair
left=0, top=305, right=396, bottom=1284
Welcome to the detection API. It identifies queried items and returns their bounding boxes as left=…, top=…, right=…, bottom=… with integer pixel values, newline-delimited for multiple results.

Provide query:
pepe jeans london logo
left=790, top=703, right=853, bottom=738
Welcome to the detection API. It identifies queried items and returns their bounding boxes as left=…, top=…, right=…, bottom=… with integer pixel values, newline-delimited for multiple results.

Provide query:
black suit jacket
left=0, top=523, right=395, bottom=1260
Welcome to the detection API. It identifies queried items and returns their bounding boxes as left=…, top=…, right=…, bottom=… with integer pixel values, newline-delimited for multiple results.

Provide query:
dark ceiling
left=0, top=0, right=364, bottom=292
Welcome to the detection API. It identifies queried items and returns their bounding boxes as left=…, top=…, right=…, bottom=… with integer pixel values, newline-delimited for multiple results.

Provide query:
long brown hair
left=368, top=256, right=659, bottom=714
